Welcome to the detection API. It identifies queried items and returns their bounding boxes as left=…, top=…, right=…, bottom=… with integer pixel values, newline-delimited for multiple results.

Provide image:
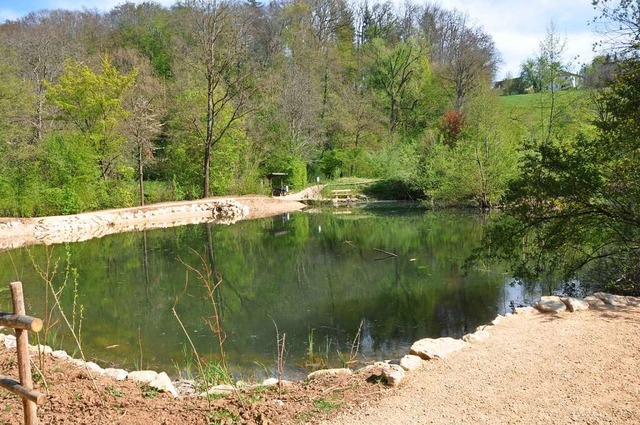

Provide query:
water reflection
left=0, top=207, right=537, bottom=379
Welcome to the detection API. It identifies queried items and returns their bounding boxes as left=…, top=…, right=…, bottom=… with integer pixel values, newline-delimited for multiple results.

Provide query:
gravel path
left=326, top=304, right=640, bottom=424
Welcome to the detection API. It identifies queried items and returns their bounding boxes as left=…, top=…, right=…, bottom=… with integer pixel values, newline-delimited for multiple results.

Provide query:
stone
left=52, top=350, right=70, bottom=360
left=3, top=334, right=16, bottom=349
left=381, top=364, right=405, bottom=386
left=262, top=378, right=293, bottom=387
left=409, top=337, right=468, bottom=360
left=29, top=344, right=53, bottom=355
left=104, top=368, right=128, bottom=381
left=200, top=384, right=234, bottom=397
left=491, top=315, right=505, bottom=325
left=535, top=296, right=567, bottom=313
left=594, top=292, right=628, bottom=306
left=626, top=296, right=640, bottom=306
left=399, top=355, right=423, bottom=371
left=584, top=295, right=605, bottom=307
left=69, top=358, right=85, bottom=367
left=173, top=380, right=196, bottom=396
left=127, top=370, right=158, bottom=384
left=149, top=372, right=178, bottom=397
left=560, top=297, right=590, bottom=312
left=475, top=325, right=495, bottom=333
left=515, top=306, right=537, bottom=315
left=463, top=330, right=491, bottom=344
left=356, top=362, right=388, bottom=376
left=307, top=368, right=353, bottom=381
left=85, top=361, right=105, bottom=375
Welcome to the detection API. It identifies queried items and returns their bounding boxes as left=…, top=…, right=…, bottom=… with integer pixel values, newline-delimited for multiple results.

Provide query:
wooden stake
left=0, top=313, right=43, bottom=332
left=10, top=281, right=38, bottom=425
left=0, top=376, right=46, bottom=405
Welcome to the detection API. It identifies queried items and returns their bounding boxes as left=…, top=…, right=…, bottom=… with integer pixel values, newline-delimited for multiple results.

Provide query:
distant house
left=552, top=71, right=584, bottom=91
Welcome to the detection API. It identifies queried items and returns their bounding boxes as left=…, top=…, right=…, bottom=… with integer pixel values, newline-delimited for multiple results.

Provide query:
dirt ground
left=324, top=304, right=640, bottom=425
left=0, top=304, right=638, bottom=424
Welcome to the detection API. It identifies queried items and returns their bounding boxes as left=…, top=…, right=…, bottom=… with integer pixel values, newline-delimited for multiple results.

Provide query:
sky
left=0, top=0, right=603, bottom=79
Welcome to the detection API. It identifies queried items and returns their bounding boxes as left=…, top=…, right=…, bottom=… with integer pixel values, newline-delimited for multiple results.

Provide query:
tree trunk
left=138, top=143, right=145, bottom=206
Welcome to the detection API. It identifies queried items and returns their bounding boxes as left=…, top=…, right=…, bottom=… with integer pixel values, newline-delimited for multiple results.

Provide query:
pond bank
left=0, top=296, right=638, bottom=424
left=0, top=196, right=306, bottom=252
left=325, top=300, right=640, bottom=425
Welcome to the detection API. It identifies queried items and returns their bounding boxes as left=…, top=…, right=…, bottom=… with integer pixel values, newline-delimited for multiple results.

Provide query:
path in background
left=278, top=184, right=326, bottom=201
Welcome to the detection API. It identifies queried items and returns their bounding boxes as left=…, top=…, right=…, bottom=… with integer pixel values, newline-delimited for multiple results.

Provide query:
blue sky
left=0, top=0, right=602, bottom=79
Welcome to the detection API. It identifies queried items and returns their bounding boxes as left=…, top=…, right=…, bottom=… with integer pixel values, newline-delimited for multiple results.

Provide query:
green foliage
left=289, top=158, right=308, bottom=190
left=425, top=90, right=519, bottom=208
left=475, top=59, right=640, bottom=294
left=140, top=385, right=158, bottom=399
left=45, top=56, right=137, bottom=179
left=166, top=86, right=249, bottom=196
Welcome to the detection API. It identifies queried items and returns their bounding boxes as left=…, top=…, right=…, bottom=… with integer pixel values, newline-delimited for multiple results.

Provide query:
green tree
left=425, top=90, right=518, bottom=208
left=366, top=37, right=429, bottom=133
left=178, top=0, right=253, bottom=198
left=475, top=58, right=640, bottom=294
left=46, top=56, right=137, bottom=179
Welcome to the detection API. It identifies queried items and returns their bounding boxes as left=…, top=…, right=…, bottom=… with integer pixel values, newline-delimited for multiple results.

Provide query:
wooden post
left=10, top=281, right=38, bottom=425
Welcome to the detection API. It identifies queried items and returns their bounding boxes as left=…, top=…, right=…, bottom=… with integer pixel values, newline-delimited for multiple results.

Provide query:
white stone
left=200, top=384, right=234, bottom=397
left=173, top=380, right=196, bottom=396
left=399, top=355, right=423, bottom=371
left=626, top=296, right=640, bottom=306
left=491, top=315, right=505, bottom=325
left=381, top=364, right=405, bottom=386
left=463, top=330, right=491, bottom=344
left=51, top=350, right=70, bottom=360
left=476, top=325, right=495, bottom=332
left=560, top=297, right=590, bottom=312
left=149, top=372, right=178, bottom=397
left=262, top=378, right=293, bottom=387
left=535, top=296, right=567, bottom=313
left=3, top=334, right=16, bottom=349
left=594, top=292, right=628, bottom=306
left=69, top=358, right=85, bottom=367
left=307, top=368, right=353, bottom=380
left=356, top=362, right=388, bottom=376
left=29, top=344, right=53, bottom=354
left=584, top=295, right=605, bottom=307
left=104, top=368, right=128, bottom=381
left=409, top=337, right=468, bottom=360
left=127, top=370, right=158, bottom=384
left=85, top=361, right=105, bottom=375
left=515, top=306, right=537, bottom=315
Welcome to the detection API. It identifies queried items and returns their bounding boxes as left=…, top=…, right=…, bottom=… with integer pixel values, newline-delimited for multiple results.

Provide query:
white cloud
left=434, top=0, right=599, bottom=79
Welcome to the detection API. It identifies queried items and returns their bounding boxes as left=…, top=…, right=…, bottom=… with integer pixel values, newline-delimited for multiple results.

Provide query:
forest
left=0, top=0, right=582, bottom=216
left=1, top=0, right=639, bottom=293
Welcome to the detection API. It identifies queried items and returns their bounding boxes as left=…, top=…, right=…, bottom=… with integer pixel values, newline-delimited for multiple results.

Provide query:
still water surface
left=0, top=206, right=534, bottom=379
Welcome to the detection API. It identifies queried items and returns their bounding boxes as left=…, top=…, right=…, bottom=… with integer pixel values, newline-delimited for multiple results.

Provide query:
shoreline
left=1, top=294, right=638, bottom=424
left=0, top=196, right=306, bottom=252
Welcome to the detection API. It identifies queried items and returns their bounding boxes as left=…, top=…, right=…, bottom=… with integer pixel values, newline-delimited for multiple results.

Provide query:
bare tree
left=419, top=5, right=499, bottom=110
left=182, top=0, right=253, bottom=198
left=592, top=0, right=640, bottom=53
left=115, top=48, right=166, bottom=206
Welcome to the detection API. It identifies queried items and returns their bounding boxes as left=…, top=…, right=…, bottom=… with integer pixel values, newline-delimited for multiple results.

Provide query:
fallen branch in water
left=373, top=248, right=398, bottom=260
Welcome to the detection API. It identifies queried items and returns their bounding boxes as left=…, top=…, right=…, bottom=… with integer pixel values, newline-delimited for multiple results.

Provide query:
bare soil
left=0, top=304, right=638, bottom=424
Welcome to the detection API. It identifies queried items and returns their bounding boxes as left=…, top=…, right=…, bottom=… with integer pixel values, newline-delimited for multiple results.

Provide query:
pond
left=0, top=206, right=536, bottom=380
